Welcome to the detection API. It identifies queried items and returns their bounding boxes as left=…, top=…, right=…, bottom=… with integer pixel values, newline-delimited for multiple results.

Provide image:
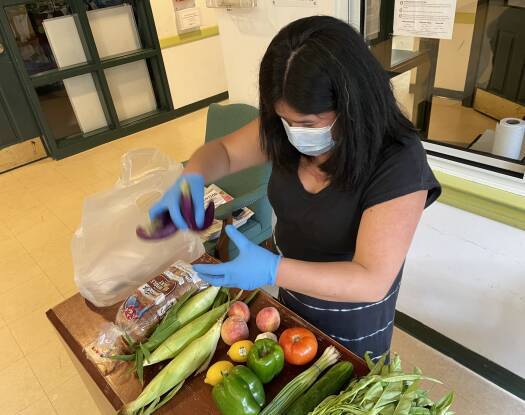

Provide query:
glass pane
left=42, top=14, right=87, bottom=68
left=425, top=0, right=525, bottom=161
left=84, top=1, right=144, bottom=59
left=5, top=2, right=74, bottom=75
left=391, top=68, right=417, bottom=124
left=36, top=81, right=82, bottom=139
left=63, top=74, right=108, bottom=133
left=104, top=60, right=157, bottom=122
left=365, top=0, right=382, bottom=43
left=365, top=0, right=525, bottom=162
left=36, top=73, right=108, bottom=138
left=83, top=0, right=131, bottom=8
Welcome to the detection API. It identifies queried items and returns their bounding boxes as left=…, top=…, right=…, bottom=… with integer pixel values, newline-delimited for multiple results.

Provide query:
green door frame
left=0, top=0, right=176, bottom=159
left=0, top=23, right=41, bottom=149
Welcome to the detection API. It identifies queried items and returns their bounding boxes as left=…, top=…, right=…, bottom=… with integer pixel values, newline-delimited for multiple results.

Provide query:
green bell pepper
left=247, top=338, right=284, bottom=384
left=212, top=365, right=265, bottom=415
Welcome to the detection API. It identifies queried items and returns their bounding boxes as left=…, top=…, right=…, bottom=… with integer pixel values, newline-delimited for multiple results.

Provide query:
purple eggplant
left=136, top=210, right=178, bottom=240
left=203, top=201, right=215, bottom=228
left=180, top=180, right=198, bottom=230
left=136, top=180, right=215, bottom=241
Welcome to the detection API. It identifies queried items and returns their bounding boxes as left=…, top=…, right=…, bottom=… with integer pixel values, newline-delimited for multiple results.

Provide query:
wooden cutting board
left=47, top=254, right=369, bottom=414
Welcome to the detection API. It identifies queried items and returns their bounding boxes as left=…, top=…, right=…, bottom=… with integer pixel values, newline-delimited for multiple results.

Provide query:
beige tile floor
left=1, top=105, right=524, bottom=414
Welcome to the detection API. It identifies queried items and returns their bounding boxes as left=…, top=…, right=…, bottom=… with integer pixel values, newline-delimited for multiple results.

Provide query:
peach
left=256, top=307, right=280, bottom=333
left=221, top=316, right=249, bottom=345
left=228, top=301, right=250, bottom=322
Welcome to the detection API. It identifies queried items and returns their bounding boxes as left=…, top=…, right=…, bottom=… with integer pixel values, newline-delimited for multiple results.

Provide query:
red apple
left=228, top=301, right=250, bottom=322
left=221, top=316, right=249, bottom=345
left=256, top=307, right=280, bottom=333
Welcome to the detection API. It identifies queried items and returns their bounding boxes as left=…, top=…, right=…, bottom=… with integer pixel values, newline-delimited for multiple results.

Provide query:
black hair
left=259, top=15, right=416, bottom=189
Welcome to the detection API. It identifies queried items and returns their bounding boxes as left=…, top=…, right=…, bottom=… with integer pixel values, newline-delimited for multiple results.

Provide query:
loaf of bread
left=114, top=260, right=207, bottom=343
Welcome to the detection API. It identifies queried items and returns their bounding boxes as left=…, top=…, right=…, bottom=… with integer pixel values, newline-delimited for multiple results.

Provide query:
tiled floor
left=0, top=107, right=208, bottom=415
left=1, top=105, right=524, bottom=414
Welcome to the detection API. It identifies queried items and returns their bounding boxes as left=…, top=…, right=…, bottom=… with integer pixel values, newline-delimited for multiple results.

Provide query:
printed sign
left=393, top=0, right=457, bottom=39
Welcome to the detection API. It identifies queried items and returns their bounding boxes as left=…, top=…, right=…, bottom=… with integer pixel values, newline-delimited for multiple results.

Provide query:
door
left=0, top=0, right=174, bottom=160
left=362, top=0, right=439, bottom=136
left=0, top=26, right=45, bottom=171
left=464, top=0, right=525, bottom=119
left=484, top=3, right=524, bottom=104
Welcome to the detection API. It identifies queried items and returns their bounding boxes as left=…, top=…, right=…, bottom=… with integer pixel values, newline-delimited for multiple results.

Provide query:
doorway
left=464, top=0, right=525, bottom=120
left=0, top=23, right=45, bottom=172
left=0, top=0, right=174, bottom=161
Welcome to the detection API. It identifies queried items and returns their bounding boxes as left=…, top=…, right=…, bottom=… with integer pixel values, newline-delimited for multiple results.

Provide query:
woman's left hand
left=193, top=225, right=281, bottom=290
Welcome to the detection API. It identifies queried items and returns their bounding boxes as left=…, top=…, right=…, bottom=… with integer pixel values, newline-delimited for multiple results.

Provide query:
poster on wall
left=393, top=0, right=457, bottom=39
left=174, top=0, right=196, bottom=11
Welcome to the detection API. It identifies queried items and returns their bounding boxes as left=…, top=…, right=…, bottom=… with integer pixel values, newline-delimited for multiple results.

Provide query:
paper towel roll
left=492, top=118, right=525, bottom=160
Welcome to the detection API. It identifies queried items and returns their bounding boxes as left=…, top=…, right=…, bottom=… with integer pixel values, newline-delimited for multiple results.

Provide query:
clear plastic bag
left=84, top=323, right=127, bottom=375
left=72, top=148, right=205, bottom=307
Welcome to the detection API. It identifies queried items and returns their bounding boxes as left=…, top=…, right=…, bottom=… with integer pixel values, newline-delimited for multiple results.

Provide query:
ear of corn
left=141, top=380, right=185, bottom=415
left=145, top=302, right=229, bottom=366
left=143, top=290, right=248, bottom=368
left=174, top=285, right=221, bottom=328
left=120, top=316, right=224, bottom=415
left=115, top=286, right=221, bottom=384
left=144, top=285, right=221, bottom=352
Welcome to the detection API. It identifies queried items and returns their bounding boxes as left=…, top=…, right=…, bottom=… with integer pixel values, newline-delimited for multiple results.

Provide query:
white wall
left=401, top=202, right=525, bottom=378
left=161, top=37, right=228, bottom=109
left=214, top=0, right=349, bottom=106
left=150, top=0, right=228, bottom=109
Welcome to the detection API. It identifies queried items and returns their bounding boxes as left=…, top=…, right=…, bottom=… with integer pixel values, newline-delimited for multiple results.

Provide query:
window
left=1, top=0, right=173, bottom=158
left=360, top=0, right=525, bottom=192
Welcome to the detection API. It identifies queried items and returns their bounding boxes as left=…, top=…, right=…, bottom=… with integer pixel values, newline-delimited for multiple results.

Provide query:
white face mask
left=281, top=117, right=336, bottom=156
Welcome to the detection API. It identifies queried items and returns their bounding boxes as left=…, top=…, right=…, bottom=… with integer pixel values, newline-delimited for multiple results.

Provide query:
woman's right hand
left=149, top=173, right=205, bottom=230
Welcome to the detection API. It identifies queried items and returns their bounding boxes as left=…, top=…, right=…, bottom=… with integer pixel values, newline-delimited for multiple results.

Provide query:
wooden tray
left=47, top=254, right=368, bottom=414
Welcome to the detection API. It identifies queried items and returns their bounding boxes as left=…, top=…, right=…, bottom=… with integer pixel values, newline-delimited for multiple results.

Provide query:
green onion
left=260, top=346, right=341, bottom=415
left=119, top=316, right=224, bottom=415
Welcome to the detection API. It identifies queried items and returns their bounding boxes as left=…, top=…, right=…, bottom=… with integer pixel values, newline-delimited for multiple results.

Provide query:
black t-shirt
left=267, top=135, right=441, bottom=360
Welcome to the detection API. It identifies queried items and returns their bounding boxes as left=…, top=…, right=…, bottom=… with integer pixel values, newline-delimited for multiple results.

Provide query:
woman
left=150, top=16, right=441, bottom=360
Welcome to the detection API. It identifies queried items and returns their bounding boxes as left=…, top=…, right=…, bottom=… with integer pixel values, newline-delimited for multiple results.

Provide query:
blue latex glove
left=193, top=225, right=282, bottom=290
left=149, top=173, right=205, bottom=230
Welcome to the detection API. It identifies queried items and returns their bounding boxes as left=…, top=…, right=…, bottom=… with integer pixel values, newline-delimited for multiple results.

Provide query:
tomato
left=278, top=327, right=318, bottom=365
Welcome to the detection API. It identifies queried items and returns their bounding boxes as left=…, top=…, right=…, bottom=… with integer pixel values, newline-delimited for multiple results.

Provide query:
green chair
left=202, top=103, right=273, bottom=259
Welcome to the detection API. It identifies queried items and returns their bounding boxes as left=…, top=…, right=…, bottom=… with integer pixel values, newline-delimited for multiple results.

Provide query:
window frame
left=0, top=0, right=174, bottom=158
left=426, top=148, right=525, bottom=196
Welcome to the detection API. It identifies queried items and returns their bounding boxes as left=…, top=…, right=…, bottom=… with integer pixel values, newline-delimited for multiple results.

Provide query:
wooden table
left=47, top=254, right=368, bottom=414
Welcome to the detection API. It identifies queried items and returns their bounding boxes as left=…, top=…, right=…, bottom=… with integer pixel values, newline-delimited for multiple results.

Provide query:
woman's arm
left=184, top=118, right=267, bottom=183
left=275, top=190, right=428, bottom=302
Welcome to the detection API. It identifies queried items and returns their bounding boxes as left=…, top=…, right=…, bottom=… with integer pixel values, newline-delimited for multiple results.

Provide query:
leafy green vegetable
left=310, top=353, right=454, bottom=415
